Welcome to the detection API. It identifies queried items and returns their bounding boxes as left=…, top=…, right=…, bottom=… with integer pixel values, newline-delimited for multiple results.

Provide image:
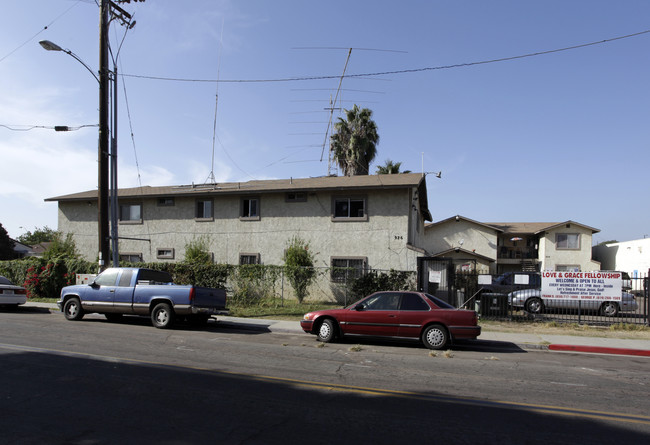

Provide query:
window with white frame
left=332, top=196, right=367, bottom=221
left=556, top=265, right=580, bottom=272
left=330, top=257, right=366, bottom=283
left=156, top=248, right=175, bottom=260
left=240, top=197, right=260, bottom=220
left=556, top=233, right=580, bottom=250
left=195, top=199, right=213, bottom=220
left=119, top=203, right=142, bottom=223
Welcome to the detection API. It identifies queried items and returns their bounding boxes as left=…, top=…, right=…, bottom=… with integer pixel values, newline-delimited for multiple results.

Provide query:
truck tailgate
left=193, top=287, right=227, bottom=309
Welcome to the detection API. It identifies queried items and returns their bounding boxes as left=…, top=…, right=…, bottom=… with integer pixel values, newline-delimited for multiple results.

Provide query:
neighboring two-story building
left=421, top=216, right=601, bottom=274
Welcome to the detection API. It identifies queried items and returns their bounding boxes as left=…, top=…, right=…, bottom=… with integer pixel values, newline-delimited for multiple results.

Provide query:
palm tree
left=376, top=159, right=411, bottom=174
left=330, top=105, right=379, bottom=176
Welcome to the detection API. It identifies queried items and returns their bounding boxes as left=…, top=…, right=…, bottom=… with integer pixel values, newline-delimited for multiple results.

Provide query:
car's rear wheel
left=600, top=302, right=619, bottom=317
left=63, top=297, right=84, bottom=321
left=422, top=324, right=448, bottom=350
left=151, top=302, right=174, bottom=329
left=525, top=297, right=544, bottom=314
left=317, top=319, right=337, bottom=343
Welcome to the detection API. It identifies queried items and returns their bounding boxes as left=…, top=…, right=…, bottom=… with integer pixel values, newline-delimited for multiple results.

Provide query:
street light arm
left=38, top=40, right=100, bottom=83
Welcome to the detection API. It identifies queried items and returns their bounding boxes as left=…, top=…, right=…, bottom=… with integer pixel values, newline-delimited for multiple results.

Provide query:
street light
left=39, top=34, right=114, bottom=271
left=39, top=1, right=141, bottom=271
left=38, top=40, right=100, bottom=83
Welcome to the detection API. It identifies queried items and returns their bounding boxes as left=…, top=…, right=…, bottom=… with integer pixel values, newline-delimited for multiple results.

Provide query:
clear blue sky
left=1, top=0, right=649, bottom=244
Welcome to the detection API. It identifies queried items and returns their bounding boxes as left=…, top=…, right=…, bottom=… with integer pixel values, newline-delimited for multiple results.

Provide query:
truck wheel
left=63, top=297, right=84, bottom=321
left=422, top=324, right=448, bottom=350
left=151, top=303, right=174, bottom=329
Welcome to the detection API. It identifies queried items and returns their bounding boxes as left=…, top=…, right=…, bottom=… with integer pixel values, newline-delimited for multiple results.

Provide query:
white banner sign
left=541, top=271, right=622, bottom=302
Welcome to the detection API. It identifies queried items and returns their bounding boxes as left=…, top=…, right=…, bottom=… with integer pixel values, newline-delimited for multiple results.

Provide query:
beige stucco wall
left=58, top=187, right=421, bottom=272
left=539, top=224, right=599, bottom=271
left=421, top=219, right=498, bottom=259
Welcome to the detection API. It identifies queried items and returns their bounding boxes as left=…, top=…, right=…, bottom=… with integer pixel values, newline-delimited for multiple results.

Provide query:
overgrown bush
left=182, top=236, right=212, bottom=264
left=283, top=236, right=317, bottom=303
left=350, top=269, right=416, bottom=297
left=0, top=257, right=96, bottom=299
left=230, top=264, right=282, bottom=306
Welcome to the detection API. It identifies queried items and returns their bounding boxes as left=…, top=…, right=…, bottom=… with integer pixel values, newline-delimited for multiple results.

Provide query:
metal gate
left=416, top=257, right=454, bottom=304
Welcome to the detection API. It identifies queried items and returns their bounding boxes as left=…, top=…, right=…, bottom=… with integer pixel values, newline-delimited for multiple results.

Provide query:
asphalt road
left=1, top=307, right=649, bottom=444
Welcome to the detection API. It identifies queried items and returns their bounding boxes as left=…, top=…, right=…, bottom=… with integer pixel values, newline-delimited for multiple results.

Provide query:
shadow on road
left=0, top=348, right=646, bottom=444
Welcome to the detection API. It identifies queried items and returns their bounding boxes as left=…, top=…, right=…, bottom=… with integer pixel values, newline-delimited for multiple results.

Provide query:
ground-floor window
left=330, top=257, right=366, bottom=283
left=119, top=252, right=143, bottom=263
left=240, top=253, right=260, bottom=265
left=156, top=248, right=175, bottom=260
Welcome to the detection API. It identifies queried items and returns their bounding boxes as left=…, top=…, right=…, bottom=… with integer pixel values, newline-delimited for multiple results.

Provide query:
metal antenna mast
left=207, top=19, right=225, bottom=184
left=321, top=48, right=352, bottom=176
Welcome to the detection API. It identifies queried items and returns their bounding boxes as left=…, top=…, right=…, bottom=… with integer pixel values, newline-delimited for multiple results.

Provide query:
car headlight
left=303, top=313, right=313, bottom=321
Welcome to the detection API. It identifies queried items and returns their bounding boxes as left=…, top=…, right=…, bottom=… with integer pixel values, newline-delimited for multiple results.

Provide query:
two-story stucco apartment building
left=46, top=174, right=433, bottom=277
left=46, top=174, right=602, bottom=301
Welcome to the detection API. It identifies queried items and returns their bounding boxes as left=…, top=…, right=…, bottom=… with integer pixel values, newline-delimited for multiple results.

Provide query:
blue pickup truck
left=58, top=267, right=228, bottom=328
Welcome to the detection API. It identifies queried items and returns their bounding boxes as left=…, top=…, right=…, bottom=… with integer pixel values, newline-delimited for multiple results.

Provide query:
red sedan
left=301, top=291, right=481, bottom=350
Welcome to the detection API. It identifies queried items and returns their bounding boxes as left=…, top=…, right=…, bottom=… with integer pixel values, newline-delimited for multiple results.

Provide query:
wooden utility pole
left=98, top=0, right=110, bottom=271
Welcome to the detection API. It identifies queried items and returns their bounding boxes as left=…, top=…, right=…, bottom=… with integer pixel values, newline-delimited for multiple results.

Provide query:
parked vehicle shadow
left=316, top=335, right=528, bottom=353
left=77, top=312, right=272, bottom=335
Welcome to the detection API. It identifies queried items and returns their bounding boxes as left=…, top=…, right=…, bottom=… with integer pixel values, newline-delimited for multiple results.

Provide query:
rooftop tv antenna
left=321, top=48, right=352, bottom=176
left=206, top=19, right=225, bottom=184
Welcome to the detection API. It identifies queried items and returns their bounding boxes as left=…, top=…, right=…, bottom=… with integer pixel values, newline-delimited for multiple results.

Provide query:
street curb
left=548, top=344, right=650, bottom=357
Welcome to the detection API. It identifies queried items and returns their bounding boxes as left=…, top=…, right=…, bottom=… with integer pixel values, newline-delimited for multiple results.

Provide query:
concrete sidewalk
left=25, top=302, right=650, bottom=357
left=215, top=315, right=650, bottom=357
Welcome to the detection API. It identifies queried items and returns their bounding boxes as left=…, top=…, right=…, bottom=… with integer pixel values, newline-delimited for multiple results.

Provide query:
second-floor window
left=196, top=199, right=213, bottom=220
left=332, top=196, right=367, bottom=221
left=556, top=233, right=580, bottom=250
left=119, top=203, right=142, bottom=223
left=241, top=197, right=260, bottom=220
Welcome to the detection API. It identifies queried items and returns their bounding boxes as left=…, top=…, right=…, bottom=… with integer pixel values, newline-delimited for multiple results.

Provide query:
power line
left=120, top=29, right=650, bottom=84
left=0, top=0, right=85, bottom=64
left=0, top=124, right=98, bottom=132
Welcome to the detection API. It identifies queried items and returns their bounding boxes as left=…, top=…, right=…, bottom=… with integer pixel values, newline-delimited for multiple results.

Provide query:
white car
left=0, top=276, right=27, bottom=307
left=508, top=288, right=638, bottom=317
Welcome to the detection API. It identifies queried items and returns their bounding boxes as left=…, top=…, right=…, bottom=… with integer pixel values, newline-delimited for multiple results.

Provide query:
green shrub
left=283, top=236, right=317, bottom=303
left=350, top=269, right=416, bottom=297
left=231, top=264, right=282, bottom=306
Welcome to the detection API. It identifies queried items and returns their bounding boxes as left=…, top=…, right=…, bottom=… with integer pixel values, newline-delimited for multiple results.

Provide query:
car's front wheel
left=422, top=324, right=448, bottom=350
left=63, top=297, right=84, bottom=321
left=600, top=302, right=619, bottom=317
left=151, top=303, right=174, bottom=329
left=317, top=319, right=337, bottom=343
